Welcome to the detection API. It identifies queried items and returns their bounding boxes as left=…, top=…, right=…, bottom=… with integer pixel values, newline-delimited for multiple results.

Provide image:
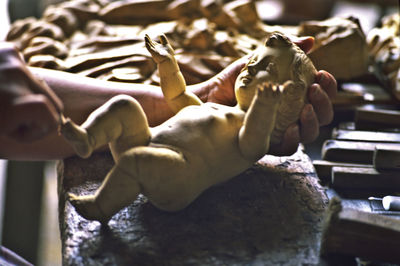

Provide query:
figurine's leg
left=61, top=95, right=150, bottom=160
left=238, top=82, right=282, bottom=161
left=271, top=81, right=304, bottom=144
left=68, top=164, right=141, bottom=224
left=69, top=146, right=189, bottom=224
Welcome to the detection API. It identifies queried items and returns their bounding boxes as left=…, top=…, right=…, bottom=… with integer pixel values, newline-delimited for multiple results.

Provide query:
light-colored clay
left=62, top=32, right=316, bottom=224
left=367, top=13, right=400, bottom=98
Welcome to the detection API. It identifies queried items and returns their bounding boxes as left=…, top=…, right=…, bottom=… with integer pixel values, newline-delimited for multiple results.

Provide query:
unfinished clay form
left=367, top=13, right=400, bottom=99
left=299, top=16, right=368, bottom=80
left=62, top=32, right=316, bottom=224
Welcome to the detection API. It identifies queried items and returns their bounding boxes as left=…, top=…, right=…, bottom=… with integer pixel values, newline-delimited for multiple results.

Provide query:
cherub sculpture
left=61, top=32, right=316, bottom=224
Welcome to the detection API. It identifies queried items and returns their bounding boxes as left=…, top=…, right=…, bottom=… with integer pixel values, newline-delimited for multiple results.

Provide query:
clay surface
left=299, top=16, right=369, bottom=80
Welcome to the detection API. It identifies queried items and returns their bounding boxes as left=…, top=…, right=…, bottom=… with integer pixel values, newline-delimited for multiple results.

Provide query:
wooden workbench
left=57, top=147, right=330, bottom=265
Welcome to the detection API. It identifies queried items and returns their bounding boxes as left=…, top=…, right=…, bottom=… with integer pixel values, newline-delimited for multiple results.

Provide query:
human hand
left=204, top=36, right=337, bottom=156
left=0, top=42, right=63, bottom=142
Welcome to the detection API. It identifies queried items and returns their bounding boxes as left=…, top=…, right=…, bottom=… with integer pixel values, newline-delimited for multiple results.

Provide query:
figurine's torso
left=149, top=102, right=251, bottom=183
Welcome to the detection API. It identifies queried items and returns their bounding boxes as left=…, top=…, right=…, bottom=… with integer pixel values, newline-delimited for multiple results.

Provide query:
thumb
left=292, top=36, right=314, bottom=54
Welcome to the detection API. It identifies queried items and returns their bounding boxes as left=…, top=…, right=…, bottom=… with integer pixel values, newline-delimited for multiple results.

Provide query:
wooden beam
left=374, top=144, right=400, bottom=171
left=332, top=129, right=400, bottom=143
left=331, top=166, right=400, bottom=191
left=322, top=140, right=400, bottom=164
left=355, top=108, right=400, bottom=131
left=312, top=160, right=372, bottom=184
left=321, top=198, right=400, bottom=264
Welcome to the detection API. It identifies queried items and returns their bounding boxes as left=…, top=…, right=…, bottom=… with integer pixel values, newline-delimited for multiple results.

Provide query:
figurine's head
left=235, top=32, right=316, bottom=110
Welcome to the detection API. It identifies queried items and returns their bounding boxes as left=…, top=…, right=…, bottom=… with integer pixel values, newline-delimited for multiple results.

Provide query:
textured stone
left=58, top=147, right=328, bottom=265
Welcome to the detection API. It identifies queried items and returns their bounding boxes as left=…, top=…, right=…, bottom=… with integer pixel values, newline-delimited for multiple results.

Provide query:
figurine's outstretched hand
left=145, top=34, right=203, bottom=113
left=145, top=34, right=175, bottom=64
left=257, top=82, right=282, bottom=104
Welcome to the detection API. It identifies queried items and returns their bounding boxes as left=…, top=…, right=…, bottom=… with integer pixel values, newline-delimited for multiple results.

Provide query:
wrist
left=188, top=78, right=218, bottom=103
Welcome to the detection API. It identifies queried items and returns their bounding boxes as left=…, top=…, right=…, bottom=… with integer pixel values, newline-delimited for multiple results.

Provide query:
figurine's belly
left=150, top=103, right=244, bottom=152
left=135, top=104, right=251, bottom=211
left=148, top=104, right=249, bottom=181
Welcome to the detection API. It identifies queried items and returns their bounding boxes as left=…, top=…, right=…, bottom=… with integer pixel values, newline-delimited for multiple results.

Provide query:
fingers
left=269, top=124, right=300, bottom=156
left=292, top=36, right=314, bottom=54
left=269, top=104, right=321, bottom=156
left=145, top=34, right=158, bottom=52
left=298, top=70, right=337, bottom=144
left=144, top=34, right=150, bottom=44
left=309, top=70, right=337, bottom=126
left=308, top=83, right=334, bottom=126
left=144, top=34, right=169, bottom=47
left=159, top=34, right=169, bottom=45
left=144, top=34, right=154, bottom=50
left=315, top=70, right=337, bottom=99
left=299, top=104, right=320, bottom=144
left=214, top=55, right=248, bottom=85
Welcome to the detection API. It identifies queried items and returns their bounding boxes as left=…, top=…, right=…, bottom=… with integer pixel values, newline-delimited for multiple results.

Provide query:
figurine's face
left=235, top=33, right=297, bottom=110
left=236, top=45, right=293, bottom=90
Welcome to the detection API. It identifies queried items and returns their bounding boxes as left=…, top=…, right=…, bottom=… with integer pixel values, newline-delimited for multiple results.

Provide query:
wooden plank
left=331, top=166, right=400, bottom=191
left=321, top=198, right=400, bottom=264
left=332, top=129, right=400, bottom=143
left=374, top=144, right=400, bottom=171
left=312, top=160, right=372, bottom=184
left=355, top=108, right=400, bottom=131
left=321, top=140, right=400, bottom=164
left=337, top=121, right=355, bottom=131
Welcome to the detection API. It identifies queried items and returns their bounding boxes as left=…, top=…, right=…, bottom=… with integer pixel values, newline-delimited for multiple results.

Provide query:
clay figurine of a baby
left=61, top=32, right=316, bottom=224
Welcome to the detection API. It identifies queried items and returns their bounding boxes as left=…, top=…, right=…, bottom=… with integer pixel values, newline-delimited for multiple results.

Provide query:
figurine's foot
left=68, top=193, right=111, bottom=224
left=60, top=118, right=93, bottom=158
left=281, top=80, right=296, bottom=96
left=257, top=82, right=282, bottom=105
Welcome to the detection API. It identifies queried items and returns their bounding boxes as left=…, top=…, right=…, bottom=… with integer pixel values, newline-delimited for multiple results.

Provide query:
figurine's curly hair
left=235, top=32, right=316, bottom=112
left=290, top=44, right=315, bottom=91
left=262, top=32, right=317, bottom=144
left=265, top=32, right=314, bottom=90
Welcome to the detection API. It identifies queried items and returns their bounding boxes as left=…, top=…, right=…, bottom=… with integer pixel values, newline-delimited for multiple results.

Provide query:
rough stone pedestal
left=58, top=147, right=329, bottom=265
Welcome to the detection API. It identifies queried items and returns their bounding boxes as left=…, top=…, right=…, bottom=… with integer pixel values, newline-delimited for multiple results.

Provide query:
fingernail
left=305, top=104, right=314, bottom=118
left=315, top=71, right=324, bottom=83
left=290, top=124, right=299, bottom=137
left=310, top=84, right=318, bottom=98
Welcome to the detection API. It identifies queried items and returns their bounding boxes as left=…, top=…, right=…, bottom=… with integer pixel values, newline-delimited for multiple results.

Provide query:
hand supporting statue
left=197, top=36, right=336, bottom=156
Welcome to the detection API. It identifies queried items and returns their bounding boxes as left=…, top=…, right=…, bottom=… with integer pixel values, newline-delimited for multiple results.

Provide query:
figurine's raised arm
left=145, top=34, right=202, bottom=113
left=238, top=83, right=282, bottom=161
